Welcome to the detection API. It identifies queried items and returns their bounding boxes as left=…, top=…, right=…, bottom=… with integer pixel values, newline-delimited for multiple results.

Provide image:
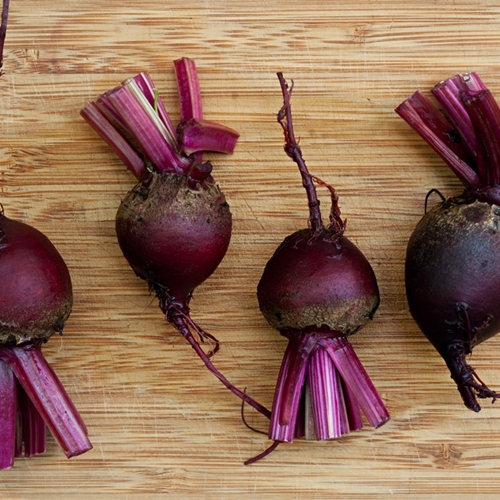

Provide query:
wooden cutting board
left=2, top=1, right=500, bottom=498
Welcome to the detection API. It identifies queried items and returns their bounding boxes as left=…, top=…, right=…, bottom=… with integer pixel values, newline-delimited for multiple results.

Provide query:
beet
left=397, top=72, right=500, bottom=411
left=0, top=208, right=91, bottom=469
left=81, top=58, right=270, bottom=421
left=259, top=230, right=380, bottom=335
left=116, top=172, right=231, bottom=308
left=0, top=213, right=72, bottom=343
left=246, top=74, right=389, bottom=464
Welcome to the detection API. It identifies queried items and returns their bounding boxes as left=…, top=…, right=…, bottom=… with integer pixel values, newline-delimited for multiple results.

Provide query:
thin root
left=167, top=309, right=272, bottom=419
left=176, top=308, right=220, bottom=357
left=244, top=440, right=281, bottom=466
left=241, top=389, right=268, bottom=436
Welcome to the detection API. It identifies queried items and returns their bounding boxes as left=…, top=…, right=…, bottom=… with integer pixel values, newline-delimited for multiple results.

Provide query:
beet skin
left=258, top=229, right=380, bottom=335
left=115, top=172, right=231, bottom=308
left=0, top=212, right=73, bottom=345
left=406, top=200, right=500, bottom=410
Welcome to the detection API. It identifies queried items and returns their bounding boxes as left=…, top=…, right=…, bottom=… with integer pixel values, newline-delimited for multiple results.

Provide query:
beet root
left=0, top=212, right=72, bottom=344
left=246, top=73, right=389, bottom=465
left=0, top=209, right=91, bottom=469
left=258, top=229, right=380, bottom=335
left=116, top=172, right=232, bottom=308
left=82, top=59, right=270, bottom=423
left=406, top=199, right=500, bottom=410
left=397, top=72, right=500, bottom=411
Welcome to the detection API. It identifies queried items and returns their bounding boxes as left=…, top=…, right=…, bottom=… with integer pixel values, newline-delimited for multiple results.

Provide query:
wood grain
left=2, top=1, right=500, bottom=498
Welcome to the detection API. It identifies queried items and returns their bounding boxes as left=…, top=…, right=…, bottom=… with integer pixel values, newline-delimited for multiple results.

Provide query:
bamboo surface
left=2, top=1, right=500, bottom=498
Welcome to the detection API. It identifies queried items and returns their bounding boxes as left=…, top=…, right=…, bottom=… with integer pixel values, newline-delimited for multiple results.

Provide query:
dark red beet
left=246, top=74, right=389, bottom=465
left=259, top=230, right=379, bottom=335
left=0, top=208, right=91, bottom=469
left=81, top=59, right=270, bottom=422
left=0, top=213, right=72, bottom=344
left=116, top=172, right=231, bottom=308
left=397, top=73, right=500, bottom=411
left=0, top=2, right=90, bottom=469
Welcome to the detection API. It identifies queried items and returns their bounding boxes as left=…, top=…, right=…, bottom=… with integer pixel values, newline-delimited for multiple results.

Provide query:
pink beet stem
left=277, top=335, right=314, bottom=430
left=80, top=103, right=148, bottom=180
left=307, top=346, right=349, bottom=440
left=396, top=91, right=480, bottom=190
left=0, top=359, right=16, bottom=470
left=18, top=382, right=46, bottom=458
left=174, top=57, right=203, bottom=122
left=321, top=337, right=390, bottom=429
left=174, top=57, right=204, bottom=165
left=130, top=72, right=178, bottom=145
left=341, top=377, right=364, bottom=431
left=178, top=118, right=240, bottom=156
left=0, top=344, right=92, bottom=459
left=107, top=84, right=188, bottom=175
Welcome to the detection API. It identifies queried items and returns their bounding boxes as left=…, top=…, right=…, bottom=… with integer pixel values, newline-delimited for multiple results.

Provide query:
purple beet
left=81, top=58, right=269, bottom=420
left=246, top=74, right=390, bottom=464
left=397, top=72, right=500, bottom=411
left=0, top=208, right=91, bottom=470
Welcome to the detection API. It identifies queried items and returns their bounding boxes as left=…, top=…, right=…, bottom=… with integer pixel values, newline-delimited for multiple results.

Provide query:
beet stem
left=174, top=58, right=204, bottom=165
left=462, top=89, right=500, bottom=186
left=108, top=84, right=188, bottom=175
left=0, top=344, right=92, bottom=459
left=277, top=73, right=324, bottom=233
left=321, top=337, right=390, bottom=428
left=0, top=359, right=16, bottom=470
left=307, top=346, right=349, bottom=440
left=168, top=311, right=271, bottom=419
left=174, top=58, right=203, bottom=123
left=395, top=92, right=480, bottom=190
left=277, top=335, right=314, bottom=429
left=18, top=383, right=47, bottom=458
left=129, top=72, right=178, bottom=146
left=341, top=377, right=364, bottom=431
left=80, top=103, right=148, bottom=180
left=0, top=0, right=9, bottom=74
left=431, top=73, right=487, bottom=161
left=177, top=118, right=240, bottom=156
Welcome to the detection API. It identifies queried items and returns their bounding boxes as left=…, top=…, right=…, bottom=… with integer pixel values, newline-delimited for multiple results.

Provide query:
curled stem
left=277, top=73, right=345, bottom=236
left=277, top=73, right=324, bottom=233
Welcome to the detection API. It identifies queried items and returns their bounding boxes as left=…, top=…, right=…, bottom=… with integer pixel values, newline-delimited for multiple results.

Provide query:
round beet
left=116, top=172, right=231, bottom=307
left=81, top=58, right=270, bottom=425
left=259, top=230, right=379, bottom=335
left=397, top=72, right=500, bottom=411
left=246, top=74, right=389, bottom=465
left=406, top=200, right=500, bottom=354
left=0, top=212, right=72, bottom=344
left=0, top=208, right=91, bottom=470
